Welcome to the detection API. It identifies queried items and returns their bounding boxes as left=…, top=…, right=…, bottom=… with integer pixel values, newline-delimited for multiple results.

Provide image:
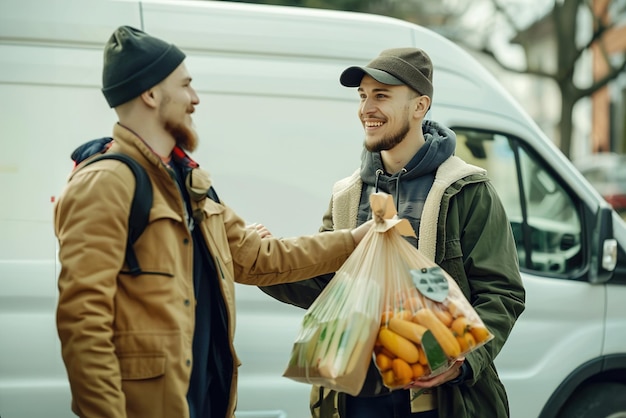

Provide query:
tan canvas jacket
left=54, top=124, right=356, bottom=418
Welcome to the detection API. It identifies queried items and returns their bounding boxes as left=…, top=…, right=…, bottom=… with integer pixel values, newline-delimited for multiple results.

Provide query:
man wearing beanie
left=260, top=48, right=525, bottom=418
left=53, top=26, right=373, bottom=418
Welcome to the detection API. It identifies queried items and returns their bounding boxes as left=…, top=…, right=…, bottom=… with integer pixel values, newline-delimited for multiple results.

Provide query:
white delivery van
left=1, top=1, right=625, bottom=417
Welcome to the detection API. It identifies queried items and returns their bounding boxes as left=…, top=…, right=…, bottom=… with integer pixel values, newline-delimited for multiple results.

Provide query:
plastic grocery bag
left=282, top=192, right=493, bottom=394
left=367, top=194, right=494, bottom=390
left=281, top=195, right=392, bottom=395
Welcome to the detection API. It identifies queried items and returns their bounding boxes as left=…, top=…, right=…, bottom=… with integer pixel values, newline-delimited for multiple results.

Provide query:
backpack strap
left=83, top=153, right=153, bottom=276
left=310, top=386, right=342, bottom=418
left=207, top=186, right=220, bottom=204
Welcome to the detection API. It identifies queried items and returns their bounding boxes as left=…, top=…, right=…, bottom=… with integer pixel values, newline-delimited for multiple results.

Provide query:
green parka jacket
left=262, top=156, right=526, bottom=418
left=54, top=124, right=357, bottom=418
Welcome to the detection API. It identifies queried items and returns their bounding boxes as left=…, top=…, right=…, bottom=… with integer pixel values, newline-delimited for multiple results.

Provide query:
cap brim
left=340, top=66, right=404, bottom=87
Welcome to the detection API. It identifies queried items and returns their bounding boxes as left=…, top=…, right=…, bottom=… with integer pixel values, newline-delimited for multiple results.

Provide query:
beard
left=165, top=120, right=199, bottom=153
left=160, top=93, right=199, bottom=152
left=364, top=119, right=410, bottom=153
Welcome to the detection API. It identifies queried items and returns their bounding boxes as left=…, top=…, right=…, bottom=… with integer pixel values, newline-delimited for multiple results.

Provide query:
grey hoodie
left=357, top=120, right=457, bottom=245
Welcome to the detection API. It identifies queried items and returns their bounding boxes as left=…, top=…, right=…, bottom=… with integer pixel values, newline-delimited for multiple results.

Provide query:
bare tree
left=450, top=0, right=626, bottom=159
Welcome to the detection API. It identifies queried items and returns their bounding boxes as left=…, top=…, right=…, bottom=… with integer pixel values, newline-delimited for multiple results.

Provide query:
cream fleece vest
left=330, top=156, right=486, bottom=261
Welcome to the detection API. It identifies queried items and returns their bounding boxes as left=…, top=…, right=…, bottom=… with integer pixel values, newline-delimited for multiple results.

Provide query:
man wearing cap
left=260, top=48, right=525, bottom=417
left=53, top=26, right=372, bottom=418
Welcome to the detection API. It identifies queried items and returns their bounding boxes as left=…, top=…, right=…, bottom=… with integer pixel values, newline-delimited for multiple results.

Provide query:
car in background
left=575, top=153, right=626, bottom=220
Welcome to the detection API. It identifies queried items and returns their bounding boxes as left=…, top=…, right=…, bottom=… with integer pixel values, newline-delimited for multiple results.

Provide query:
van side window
left=453, top=128, right=583, bottom=276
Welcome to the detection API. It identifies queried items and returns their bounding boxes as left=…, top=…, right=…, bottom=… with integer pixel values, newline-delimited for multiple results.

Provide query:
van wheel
left=557, top=382, right=626, bottom=418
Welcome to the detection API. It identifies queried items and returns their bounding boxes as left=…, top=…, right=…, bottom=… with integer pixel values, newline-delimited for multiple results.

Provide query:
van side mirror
left=590, top=207, right=617, bottom=284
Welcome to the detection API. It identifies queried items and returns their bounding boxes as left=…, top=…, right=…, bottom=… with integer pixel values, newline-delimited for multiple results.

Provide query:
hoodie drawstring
left=374, top=168, right=407, bottom=211
left=395, top=168, right=407, bottom=211
left=374, top=169, right=384, bottom=192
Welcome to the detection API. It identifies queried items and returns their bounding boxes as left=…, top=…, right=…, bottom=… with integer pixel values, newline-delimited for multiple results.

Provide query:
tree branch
left=576, top=57, right=626, bottom=101
left=473, top=45, right=555, bottom=79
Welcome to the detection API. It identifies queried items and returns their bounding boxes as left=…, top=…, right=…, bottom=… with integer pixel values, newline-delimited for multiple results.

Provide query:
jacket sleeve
left=257, top=197, right=337, bottom=309
left=54, top=166, right=132, bottom=418
left=441, top=180, right=526, bottom=385
left=217, top=197, right=355, bottom=289
left=258, top=272, right=334, bottom=309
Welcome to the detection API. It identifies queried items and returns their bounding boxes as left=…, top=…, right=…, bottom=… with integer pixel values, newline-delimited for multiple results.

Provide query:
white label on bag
left=410, top=267, right=449, bottom=302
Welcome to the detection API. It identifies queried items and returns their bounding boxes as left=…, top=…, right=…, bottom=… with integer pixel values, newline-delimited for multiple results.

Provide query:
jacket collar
left=112, top=123, right=200, bottom=171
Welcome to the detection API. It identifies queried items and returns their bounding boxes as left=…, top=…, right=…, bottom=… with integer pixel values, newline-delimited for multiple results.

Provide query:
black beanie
left=102, top=26, right=186, bottom=108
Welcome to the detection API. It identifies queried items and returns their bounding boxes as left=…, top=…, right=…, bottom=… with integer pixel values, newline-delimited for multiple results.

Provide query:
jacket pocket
left=443, top=238, right=463, bottom=261
left=119, top=352, right=166, bottom=380
left=131, top=203, right=185, bottom=276
left=441, top=239, right=471, bottom=298
left=119, top=352, right=167, bottom=418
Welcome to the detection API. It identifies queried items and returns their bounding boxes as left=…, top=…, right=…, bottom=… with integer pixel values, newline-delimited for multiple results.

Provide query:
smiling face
left=156, top=63, right=200, bottom=152
left=357, top=75, right=421, bottom=153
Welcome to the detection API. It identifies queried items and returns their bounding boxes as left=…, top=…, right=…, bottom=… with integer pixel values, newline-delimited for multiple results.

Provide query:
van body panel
left=0, top=259, right=70, bottom=417
left=141, top=0, right=414, bottom=61
left=494, top=274, right=606, bottom=418
left=1, top=1, right=625, bottom=418
left=605, top=285, right=626, bottom=353
left=0, top=0, right=139, bottom=45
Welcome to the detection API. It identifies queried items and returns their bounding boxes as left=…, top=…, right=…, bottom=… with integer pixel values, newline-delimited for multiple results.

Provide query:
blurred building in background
left=503, top=0, right=626, bottom=159
left=590, top=0, right=626, bottom=154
